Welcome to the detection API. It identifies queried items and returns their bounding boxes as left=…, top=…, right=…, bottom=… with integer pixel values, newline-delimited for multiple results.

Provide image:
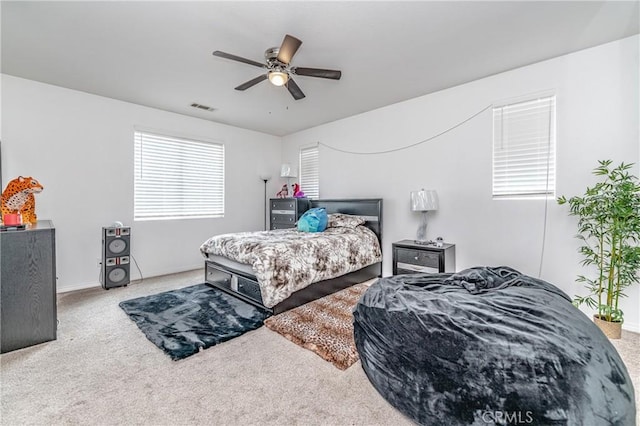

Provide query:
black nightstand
left=392, top=240, right=455, bottom=274
left=270, top=198, right=310, bottom=230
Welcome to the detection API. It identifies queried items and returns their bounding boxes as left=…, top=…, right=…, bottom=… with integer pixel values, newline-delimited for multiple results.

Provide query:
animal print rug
left=264, top=281, right=372, bottom=370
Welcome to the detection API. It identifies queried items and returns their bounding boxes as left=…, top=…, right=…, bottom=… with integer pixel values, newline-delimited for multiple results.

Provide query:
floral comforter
left=200, top=226, right=382, bottom=308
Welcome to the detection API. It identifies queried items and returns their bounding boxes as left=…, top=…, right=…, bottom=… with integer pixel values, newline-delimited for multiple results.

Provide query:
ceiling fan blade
left=276, top=34, right=302, bottom=65
left=235, top=74, right=268, bottom=91
left=291, top=67, right=342, bottom=80
left=286, top=78, right=305, bottom=100
left=212, top=51, right=265, bottom=68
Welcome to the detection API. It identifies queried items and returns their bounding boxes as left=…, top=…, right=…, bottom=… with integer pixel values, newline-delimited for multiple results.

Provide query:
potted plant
left=558, top=160, right=640, bottom=339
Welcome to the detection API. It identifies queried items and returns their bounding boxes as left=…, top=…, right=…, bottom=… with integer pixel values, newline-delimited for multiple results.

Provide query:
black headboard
left=310, top=198, right=383, bottom=244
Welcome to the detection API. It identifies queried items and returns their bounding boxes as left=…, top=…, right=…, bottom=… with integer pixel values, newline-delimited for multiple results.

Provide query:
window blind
left=299, top=146, right=319, bottom=199
left=492, top=96, right=556, bottom=198
left=134, top=131, right=224, bottom=220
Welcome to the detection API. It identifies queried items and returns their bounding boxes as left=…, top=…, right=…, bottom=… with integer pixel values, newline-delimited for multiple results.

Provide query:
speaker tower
left=101, top=226, right=131, bottom=289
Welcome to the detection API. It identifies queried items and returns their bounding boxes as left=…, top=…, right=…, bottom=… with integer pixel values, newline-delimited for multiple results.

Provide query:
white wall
left=2, top=75, right=282, bottom=292
left=282, top=35, right=640, bottom=332
left=2, top=36, right=638, bottom=331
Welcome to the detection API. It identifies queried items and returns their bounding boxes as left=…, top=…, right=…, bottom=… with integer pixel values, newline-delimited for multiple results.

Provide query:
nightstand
left=392, top=240, right=455, bottom=274
left=270, top=198, right=310, bottom=230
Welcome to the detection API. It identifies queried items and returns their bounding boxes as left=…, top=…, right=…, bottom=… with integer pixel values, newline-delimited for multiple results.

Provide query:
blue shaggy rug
left=119, top=284, right=270, bottom=360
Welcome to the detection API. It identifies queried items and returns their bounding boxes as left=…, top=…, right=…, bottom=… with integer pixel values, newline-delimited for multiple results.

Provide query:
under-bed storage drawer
left=205, top=263, right=233, bottom=290
left=237, top=276, right=262, bottom=303
left=205, top=262, right=264, bottom=305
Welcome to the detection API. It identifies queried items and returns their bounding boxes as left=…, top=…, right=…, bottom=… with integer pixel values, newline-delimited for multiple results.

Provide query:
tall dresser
left=0, top=220, right=57, bottom=353
left=269, top=198, right=310, bottom=230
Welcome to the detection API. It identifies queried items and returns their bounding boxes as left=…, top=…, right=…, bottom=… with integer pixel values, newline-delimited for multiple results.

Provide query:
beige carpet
left=1, top=269, right=638, bottom=425
left=0, top=270, right=409, bottom=426
left=265, top=281, right=371, bottom=370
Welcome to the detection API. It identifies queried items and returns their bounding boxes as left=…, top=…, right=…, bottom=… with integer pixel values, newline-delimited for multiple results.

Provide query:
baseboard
left=57, top=263, right=204, bottom=294
left=58, top=281, right=102, bottom=293
left=129, top=263, right=204, bottom=282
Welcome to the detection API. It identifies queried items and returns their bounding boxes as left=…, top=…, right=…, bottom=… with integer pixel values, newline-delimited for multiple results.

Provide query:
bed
left=200, top=199, right=383, bottom=314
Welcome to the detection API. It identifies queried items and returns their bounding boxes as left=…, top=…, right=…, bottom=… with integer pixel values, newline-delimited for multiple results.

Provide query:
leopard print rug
left=264, top=281, right=373, bottom=370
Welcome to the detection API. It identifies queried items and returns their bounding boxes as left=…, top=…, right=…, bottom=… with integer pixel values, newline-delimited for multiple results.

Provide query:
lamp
left=259, top=174, right=271, bottom=230
left=410, top=189, right=439, bottom=244
left=268, top=70, right=289, bottom=87
left=280, top=163, right=297, bottom=193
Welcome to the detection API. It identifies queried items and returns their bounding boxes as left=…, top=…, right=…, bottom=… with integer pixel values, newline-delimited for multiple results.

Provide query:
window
left=134, top=131, right=224, bottom=220
left=492, top=95, right=556, bottom=199
left=299, top=146, right=319, bottom=199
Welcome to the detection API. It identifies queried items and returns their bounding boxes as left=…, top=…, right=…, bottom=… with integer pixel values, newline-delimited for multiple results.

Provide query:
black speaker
left=101, top=226, right=131, bottom=289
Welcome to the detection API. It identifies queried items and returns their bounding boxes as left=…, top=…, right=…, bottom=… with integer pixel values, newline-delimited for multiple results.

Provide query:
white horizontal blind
left=299, top=146, right=319, bottom=199
left=493, top=96, right=556, bottom=198
left=134, top=131, right=224, bottom=220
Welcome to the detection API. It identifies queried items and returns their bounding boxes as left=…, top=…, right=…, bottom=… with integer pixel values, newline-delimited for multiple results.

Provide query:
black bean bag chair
left=353, top=266, right=635, bottom=425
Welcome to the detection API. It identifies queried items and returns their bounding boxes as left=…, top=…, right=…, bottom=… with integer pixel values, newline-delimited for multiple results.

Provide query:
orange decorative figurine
left=1, top=176, right=44, bottom=225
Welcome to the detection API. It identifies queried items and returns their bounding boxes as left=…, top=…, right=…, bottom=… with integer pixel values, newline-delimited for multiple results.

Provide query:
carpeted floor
left=0, top=270, right=407, bottom=425
left=0, top=269, right=638, bottom=425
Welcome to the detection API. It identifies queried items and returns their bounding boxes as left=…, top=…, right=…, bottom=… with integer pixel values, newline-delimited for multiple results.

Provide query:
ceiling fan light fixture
left=214, top=34, right=340, bottom=100
left=268, top=71, right=288, bottom=87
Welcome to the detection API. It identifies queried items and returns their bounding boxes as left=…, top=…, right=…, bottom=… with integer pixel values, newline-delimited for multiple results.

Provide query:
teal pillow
left=297, top=207, right=328, bottom=233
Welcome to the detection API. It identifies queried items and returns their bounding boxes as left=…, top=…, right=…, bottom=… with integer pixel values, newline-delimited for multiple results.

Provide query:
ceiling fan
left=212, top=34, right=342, bottom=100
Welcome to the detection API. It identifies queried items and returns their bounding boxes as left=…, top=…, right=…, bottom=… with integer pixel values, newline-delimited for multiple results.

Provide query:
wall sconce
left=410, top=189, right=438, bottom=244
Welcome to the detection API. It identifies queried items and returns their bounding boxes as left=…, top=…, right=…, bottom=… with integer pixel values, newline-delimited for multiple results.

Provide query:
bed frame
left=203, top=198, right=383, bottom=315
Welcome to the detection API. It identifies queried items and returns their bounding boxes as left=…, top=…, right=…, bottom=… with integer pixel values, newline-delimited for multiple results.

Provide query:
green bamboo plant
left=558, top=160, right=640, bottom=323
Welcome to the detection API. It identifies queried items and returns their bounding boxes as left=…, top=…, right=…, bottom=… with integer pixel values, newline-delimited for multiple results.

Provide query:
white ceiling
left=2, top=1, right=638, bottom=136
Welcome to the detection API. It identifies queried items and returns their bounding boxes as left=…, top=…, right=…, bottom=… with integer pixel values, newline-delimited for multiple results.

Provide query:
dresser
left=269, top=198, right=310, bottom=230
left=392, top=239, right=455, bottom=274
left=0, top=220, right=57, bottom=353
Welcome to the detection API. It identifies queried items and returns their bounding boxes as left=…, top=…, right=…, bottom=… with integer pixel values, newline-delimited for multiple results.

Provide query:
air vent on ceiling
left=190, top=103, right=216, bottom=112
